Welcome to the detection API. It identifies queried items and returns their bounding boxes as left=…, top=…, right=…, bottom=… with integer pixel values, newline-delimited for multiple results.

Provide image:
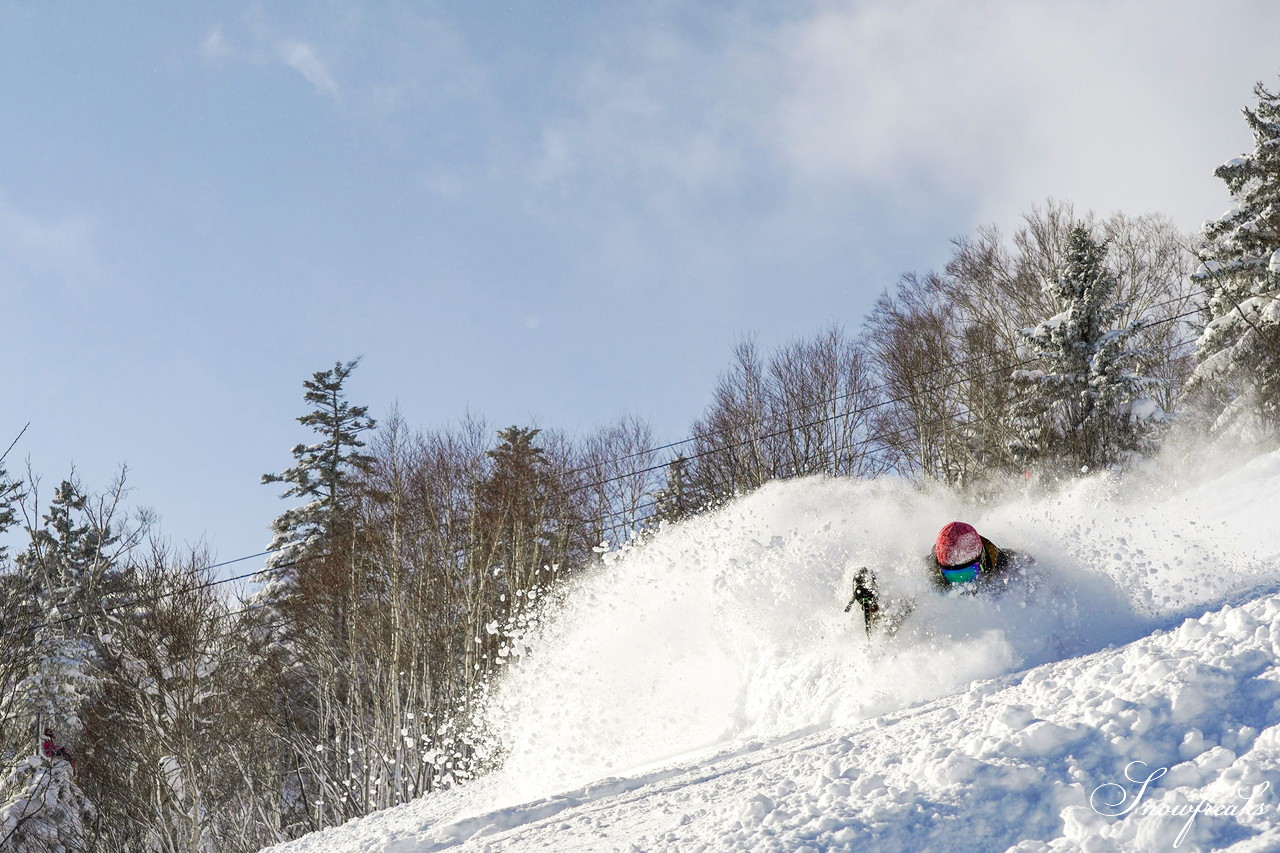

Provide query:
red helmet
left=935, top=522, right=983, bottom=567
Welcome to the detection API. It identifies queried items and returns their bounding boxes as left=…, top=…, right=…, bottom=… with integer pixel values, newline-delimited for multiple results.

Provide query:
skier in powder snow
left=846, top=521, right=1028, bottom=634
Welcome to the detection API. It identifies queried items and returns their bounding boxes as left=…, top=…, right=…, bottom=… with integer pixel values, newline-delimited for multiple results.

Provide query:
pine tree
left=14, top=478, right=122, bottom=736
left=0, top=466, right=21, bottom=569
left=256, top=360, right=377, bottom=838
left=465, top=425, right=581, bottom=677
left=0, top=476, right=131, bottom=852
left=653, top=455, right=693, bottom=524
left=477, top=427, right=557, bottom=597
left=1012, top=227, right=1161, bottom=475
left=0, top=758, right=93, bottom=853
left=1190, top=78, right=1280, bottom=440
left=260, top=359, right=376, bottom=593
left=19, top=480, right=119, bottom=603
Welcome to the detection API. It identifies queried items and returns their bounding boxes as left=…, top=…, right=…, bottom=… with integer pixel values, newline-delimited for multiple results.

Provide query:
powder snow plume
left=478, top=451, right=1280, bottom=804
left=263, top=447, right=1280, bottom=852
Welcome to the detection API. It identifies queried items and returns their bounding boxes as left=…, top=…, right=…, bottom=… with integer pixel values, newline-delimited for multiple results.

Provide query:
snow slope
left=265, top=447, right=1280, bottom=853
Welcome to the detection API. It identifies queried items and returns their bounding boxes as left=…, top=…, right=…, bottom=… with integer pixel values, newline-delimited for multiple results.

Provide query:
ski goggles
left=938, top=556, right=982, bottom=584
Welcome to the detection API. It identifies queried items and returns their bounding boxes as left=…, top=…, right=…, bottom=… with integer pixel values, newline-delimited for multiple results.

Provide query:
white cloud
left=529, top=0, right=1279, bottom=244
left=198, top=7, right=499, bottom=137
left=200, top=17, right=341, bottom=102
left=750, top=0, right=1257, bottom=231
left=278, top=39, right=341, bottom=101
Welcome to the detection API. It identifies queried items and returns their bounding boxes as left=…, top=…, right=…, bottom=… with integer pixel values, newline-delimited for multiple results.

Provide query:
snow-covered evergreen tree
left=1012, top=226, right=1161, bottom=475
left=18, top=480, right=119, bottom=599
left=0, top=756, right=93, bottom=853
left=1189, top=79, right=1280, bottom=440
left=259, top=359, right=376, bottom=597
left=0, top=476, right=131, bottom=852
left=0, top=467, right=21, bottom=569
left=13, top=478, right=121, bottom=738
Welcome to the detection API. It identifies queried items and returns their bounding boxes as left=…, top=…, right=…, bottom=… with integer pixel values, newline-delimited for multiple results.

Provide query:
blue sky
left=3, top=1, right=1276, bottom=566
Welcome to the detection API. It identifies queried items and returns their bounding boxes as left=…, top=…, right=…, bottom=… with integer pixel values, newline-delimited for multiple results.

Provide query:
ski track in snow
left=265, top=448, right=1280, bottom=853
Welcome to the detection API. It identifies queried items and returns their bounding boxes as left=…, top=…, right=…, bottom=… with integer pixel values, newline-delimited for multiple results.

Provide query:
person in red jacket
left=41, top=728, right=72, bottom=763
left=847, top=522, right=1026, bottom=634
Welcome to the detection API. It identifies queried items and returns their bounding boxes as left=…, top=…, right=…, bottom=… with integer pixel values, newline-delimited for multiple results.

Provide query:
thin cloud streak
left=279, top=40, right=341, bottom=101
left=199, top=21, right=341, bottom=102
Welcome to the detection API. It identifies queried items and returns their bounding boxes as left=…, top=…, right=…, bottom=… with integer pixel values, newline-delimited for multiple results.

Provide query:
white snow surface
left=265, top=448, right=1280, bottom=853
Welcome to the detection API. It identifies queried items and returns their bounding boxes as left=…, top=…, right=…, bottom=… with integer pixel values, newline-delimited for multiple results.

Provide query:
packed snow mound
left=265, top=447, right=1280, bottom=853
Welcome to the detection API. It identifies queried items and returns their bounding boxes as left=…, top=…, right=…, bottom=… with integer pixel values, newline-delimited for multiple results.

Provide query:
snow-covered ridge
left=267, top=448, right=1280, bottom=852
